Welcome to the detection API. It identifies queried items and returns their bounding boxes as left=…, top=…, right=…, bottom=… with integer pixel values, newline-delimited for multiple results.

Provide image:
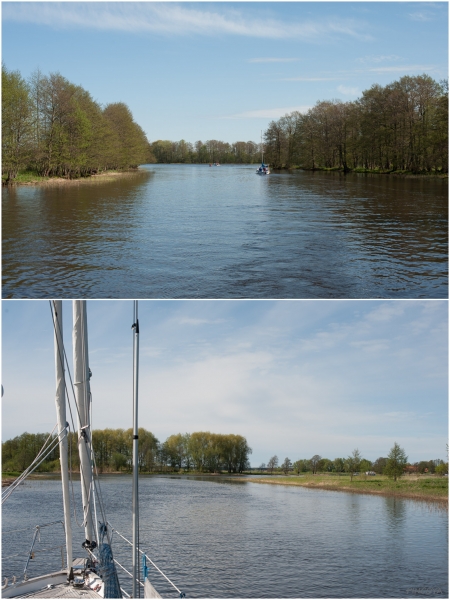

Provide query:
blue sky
left=2, top=2, right=448, bottom=144
left=2, top=300, right=448, bottom=464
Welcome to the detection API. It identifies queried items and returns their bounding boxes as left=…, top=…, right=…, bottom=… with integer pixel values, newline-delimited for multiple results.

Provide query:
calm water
left=2, top=165, right=448, bottom=299
left=2, top=476, right=448, bottom=598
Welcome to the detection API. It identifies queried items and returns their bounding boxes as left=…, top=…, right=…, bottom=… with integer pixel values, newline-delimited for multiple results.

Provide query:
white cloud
left=409, top=11, right=434, bottom=21
left=248, top=58, right=301, bottom=64
left=357, top=55, right=402, bottom=64
left=367, top=65, right=437, bottom=73
left=282, top=77, right=340, bottom=81
left=337, top=84, right=359, bottom=96
left=2, top=3, right=372, bottom=41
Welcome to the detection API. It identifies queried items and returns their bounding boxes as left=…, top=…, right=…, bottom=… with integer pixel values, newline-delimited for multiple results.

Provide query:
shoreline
left=3, top=472, right=447, bottom=504
left=2, top=168, right=147, bottom=187
left=248, top=477, right=448, bottom=504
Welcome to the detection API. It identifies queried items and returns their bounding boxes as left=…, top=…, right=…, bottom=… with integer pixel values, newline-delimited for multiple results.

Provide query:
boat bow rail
left=108, top=525, right=185, bottom=598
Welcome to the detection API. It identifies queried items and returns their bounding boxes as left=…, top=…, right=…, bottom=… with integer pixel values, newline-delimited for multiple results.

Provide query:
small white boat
left=256, top=132, right=270, bottom=175
left=256, top=164, right=270, bottom=175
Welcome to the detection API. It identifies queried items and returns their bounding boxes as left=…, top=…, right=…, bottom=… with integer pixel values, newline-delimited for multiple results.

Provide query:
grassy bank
left=2, top=168, right=145, bottom=186
left=250, top=474, right=448, bottom=503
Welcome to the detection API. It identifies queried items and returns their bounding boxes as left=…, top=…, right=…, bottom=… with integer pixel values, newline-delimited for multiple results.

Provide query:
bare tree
left=281, top=457, right=292, bottom=475
left=267, top=455, right=278, bottom=474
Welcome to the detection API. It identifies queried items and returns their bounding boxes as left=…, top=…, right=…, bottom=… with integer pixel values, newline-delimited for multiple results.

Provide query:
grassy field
left=250, top=473, right=448, bottom=503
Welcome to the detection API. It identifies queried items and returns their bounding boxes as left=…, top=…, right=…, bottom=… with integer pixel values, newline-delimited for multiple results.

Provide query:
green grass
left=252, top=474, right=448, bottom=502
left=2, top=471, right=21, bottom=478
left=2, top=170, right=50, bottom=184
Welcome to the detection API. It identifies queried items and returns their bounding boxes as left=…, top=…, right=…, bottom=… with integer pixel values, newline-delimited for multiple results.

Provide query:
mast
left=73, top=300, right=95, bottom=547
left=132, top=301, right=140, bottom=598
left=261, top=130, right=263, bottom=164
left=52, top=300, right=73, bottom=572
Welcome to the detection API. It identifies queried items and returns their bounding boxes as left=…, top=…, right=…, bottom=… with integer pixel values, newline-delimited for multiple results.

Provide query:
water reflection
left=2, top=166, right=447, bottom=298
left=2, top=477, right=448, bottom=598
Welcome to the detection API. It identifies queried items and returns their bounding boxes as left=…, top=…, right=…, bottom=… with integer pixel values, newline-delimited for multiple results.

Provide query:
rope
left=98, top=524, right=122, bottom=598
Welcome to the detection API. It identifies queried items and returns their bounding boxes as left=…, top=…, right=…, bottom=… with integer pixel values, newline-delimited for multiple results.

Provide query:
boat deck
left=13, top=583, right=102, bottom=598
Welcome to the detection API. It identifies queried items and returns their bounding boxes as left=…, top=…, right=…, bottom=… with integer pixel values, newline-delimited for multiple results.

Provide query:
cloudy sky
left=2, top=1, right=448, bottom=143
left=2, top=300, right=447, bottom=464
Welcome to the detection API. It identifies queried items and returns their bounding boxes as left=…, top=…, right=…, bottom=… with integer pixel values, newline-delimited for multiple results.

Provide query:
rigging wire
left=2, top=425, right=66, bottom=504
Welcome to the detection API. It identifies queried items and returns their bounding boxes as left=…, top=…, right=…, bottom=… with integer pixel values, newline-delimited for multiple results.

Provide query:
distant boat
left=256, top=131, right=270, bottom=175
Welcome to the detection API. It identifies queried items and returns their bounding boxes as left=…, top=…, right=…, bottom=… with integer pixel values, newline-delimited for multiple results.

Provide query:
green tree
left=345, top=448, right=362, bottom=482
left=384, top=442, right=408, bottom=481
left=310, top=454, right=322, bottom=475
left=333, top=457, right=345, bottom=474
left=2, top=65, right=32, bottom=182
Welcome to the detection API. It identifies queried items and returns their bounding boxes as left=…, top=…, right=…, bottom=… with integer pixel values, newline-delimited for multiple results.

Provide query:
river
left=2, top=475, right=448, bottom=598
left=2, top=165, right=447, bottom=299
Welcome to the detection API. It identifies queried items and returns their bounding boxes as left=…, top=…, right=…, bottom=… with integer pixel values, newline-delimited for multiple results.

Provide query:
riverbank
left=249, top=474, right=448, bottom=503
left=2, top=168, right=146, bottom=187
left=274, top=166, right=448, bottom=179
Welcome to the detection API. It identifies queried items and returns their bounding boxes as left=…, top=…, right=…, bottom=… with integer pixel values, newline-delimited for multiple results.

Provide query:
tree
left=384, top=442, right=407, bottom=481
left=435, top=462, right=448, bottom=476
left=2, top=65, right=32, bottom=182
left=345, top=448, right=362, bottom=482
left=310, top=454, right=322, bottom=475
left=292, top=459, right=308, bottom=474
left=267, top=455, right=278, bottom=474
left=372, top=457, right=388, bottom=474
left=281, top=457, right=292, bottom=474
left=333, top=457, right=345, bottom=475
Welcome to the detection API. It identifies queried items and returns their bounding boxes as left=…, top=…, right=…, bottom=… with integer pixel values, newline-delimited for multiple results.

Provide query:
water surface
left=2, top=166, right=448, bottom=298
left=2, top=476, right=448, bottom=598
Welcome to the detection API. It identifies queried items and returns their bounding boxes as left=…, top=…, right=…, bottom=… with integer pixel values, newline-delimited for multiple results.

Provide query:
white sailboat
left=256, top=131, right=270, bottom=175
left=2, top=301, right=181, bottom=599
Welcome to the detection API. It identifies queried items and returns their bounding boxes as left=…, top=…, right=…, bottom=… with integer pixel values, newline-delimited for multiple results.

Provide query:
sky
left=2, top=300, right=448, bottom=465
left=2, top=1, right=448, bottom=144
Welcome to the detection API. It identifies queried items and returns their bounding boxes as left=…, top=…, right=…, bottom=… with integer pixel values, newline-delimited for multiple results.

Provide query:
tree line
left=263, top=443, right=448, bottom=480
left=2, top=65, right=151, bottom=183
left=2, top=429, right=252, bottom=474
left=264, top=74, right=448, bottom=173
left=149, top=139, right=262, bottom=164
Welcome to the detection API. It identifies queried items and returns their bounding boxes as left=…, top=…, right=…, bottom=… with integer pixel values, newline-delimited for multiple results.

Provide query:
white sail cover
left=73, top=300, right=95, bottom=544
left=53, top=300, right=73, bottom=570
left=144, top=579, right=162, bottom=599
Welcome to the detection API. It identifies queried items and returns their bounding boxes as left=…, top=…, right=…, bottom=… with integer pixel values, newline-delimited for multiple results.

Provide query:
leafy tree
left=345, top=448, right=362, bottom=482
left=292, top=459, right=309, bottom=474
left=333, top=457, right=345, bottom=474
left=310, top=454, right=322, bottom=475
left=2, top=65, right=32, bottom=182
left=435, top=462, right=448, bottom=476
left=384, top=442, right=408, bottom=481
left=372, top=457, right=388, bottom=474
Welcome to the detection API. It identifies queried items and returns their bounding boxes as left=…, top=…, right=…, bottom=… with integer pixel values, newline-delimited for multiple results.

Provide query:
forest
left=149, top=139, right=262, bottom=164
left=263, top=74, right=448, bottom=173
left=2, top=65, right=151, bottom=183
left=4, top=68, right=446, bottom=179
left=1, top=429, right=252, bottom=474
